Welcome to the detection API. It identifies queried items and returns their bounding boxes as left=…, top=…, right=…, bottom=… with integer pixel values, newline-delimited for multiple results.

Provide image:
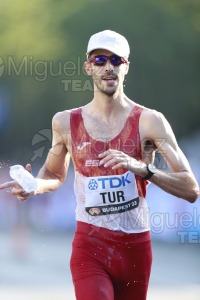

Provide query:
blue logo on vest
left=88, top=179, right=98, bottom=190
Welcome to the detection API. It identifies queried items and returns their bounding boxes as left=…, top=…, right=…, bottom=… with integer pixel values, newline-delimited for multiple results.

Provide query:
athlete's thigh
left=113, top=238, right=152, bottom=300
left=74, top=274, right=114, bottom=300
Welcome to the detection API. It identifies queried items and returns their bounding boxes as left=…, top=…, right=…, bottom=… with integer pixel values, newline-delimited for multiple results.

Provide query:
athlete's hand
left=98, top=149, right=145, bottom=175
left=0, top=164, right=35, bottom=201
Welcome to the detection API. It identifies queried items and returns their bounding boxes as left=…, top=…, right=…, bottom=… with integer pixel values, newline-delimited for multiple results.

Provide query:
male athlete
left=0, top=30, right=199, bottom=300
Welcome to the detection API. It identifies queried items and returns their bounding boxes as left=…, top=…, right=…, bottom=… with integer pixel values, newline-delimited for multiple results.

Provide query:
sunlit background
left=0, top=0, right=200, bottom=299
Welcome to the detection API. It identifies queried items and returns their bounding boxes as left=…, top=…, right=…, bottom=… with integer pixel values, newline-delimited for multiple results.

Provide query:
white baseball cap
left=86, top=30, right=130, bottom=60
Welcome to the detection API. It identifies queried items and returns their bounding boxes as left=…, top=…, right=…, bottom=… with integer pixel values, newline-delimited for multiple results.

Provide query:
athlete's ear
left=84, top=61, right=92, bottom=76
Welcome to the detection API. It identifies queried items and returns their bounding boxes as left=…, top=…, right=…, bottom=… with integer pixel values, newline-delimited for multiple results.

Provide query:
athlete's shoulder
left=53, top=107, right=81, bottom=118
left=129, top=101, right=160, bottom=117
left=52, top=107, right=81, bottom=134
left=137, top=103, right=164, bottom=122
left=139, top=105, right=172, bottom=138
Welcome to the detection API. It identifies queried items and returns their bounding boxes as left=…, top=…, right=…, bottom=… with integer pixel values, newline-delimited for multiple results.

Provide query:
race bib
left=85, top=171, right=139, bottom=216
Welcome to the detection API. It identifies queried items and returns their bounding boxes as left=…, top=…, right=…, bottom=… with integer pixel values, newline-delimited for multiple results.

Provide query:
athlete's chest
left=69, top=106, right=144, bottom=177
left=82, top=116, right=128, bottom=142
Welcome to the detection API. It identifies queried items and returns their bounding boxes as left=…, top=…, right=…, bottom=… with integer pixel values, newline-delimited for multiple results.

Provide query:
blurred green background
left=0, top=0, right=200, bottom=165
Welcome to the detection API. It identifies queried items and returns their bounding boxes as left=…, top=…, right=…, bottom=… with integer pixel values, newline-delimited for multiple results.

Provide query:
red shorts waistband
left=75, top=221, right=151, bottom=243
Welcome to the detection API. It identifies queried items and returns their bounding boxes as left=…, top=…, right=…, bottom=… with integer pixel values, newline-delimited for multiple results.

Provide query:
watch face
left=148, top=164, right=156, bottom=174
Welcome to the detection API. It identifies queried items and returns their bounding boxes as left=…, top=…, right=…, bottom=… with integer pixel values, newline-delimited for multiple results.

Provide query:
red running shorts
left=70, top=221, right=152, bottom=300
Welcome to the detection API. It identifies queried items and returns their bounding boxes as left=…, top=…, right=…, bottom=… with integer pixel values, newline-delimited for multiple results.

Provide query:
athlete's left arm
left=140, top=110, right=199, bottom=203
left=99, top=110, right=199, bottom=203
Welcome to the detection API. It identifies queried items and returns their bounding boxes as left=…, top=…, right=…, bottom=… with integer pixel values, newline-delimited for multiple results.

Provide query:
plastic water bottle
left=9, top=165, right=37, bottom=193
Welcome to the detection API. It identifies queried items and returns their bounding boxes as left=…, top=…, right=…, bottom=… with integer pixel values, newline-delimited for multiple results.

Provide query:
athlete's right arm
left=0, top=110, right=71, bottom=200
left=35, top=111, right=70, bottom=195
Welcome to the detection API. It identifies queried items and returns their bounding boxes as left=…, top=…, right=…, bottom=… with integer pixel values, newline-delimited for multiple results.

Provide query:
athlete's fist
left=98, top=149, right=147, bottom=177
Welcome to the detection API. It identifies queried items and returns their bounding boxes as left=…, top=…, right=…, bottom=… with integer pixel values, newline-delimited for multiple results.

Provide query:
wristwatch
left=142, top=163, right=156, bottom=180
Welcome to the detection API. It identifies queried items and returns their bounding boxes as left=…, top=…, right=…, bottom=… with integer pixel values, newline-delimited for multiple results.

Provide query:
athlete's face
left=85, top=49, right=129, bottom=96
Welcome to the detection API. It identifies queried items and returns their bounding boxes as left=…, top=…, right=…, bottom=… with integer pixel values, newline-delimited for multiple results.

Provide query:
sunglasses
left=89, top=55, right=127, bottom=67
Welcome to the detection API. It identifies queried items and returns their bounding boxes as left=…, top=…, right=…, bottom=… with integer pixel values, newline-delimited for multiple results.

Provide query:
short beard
left=100, top=88, right=116, bottom=96
left=94, top=78, right=118, bottom=96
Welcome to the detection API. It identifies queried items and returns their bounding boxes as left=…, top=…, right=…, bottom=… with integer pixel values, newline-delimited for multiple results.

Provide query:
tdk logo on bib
left=85, top=171, right=139, bottom=216
left=98, top=172, right=131, bottom=189
left=88, top=179, right=98, bottom=190
left=88, top=173, right=131, bottom=191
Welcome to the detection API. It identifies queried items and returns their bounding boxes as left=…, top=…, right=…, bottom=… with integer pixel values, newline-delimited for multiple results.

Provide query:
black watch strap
left=142, top=164, right=155, bottom=180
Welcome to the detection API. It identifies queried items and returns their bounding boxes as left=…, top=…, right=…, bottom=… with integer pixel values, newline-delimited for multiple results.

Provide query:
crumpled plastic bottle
left=9, top=165, right=37, bottom=193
